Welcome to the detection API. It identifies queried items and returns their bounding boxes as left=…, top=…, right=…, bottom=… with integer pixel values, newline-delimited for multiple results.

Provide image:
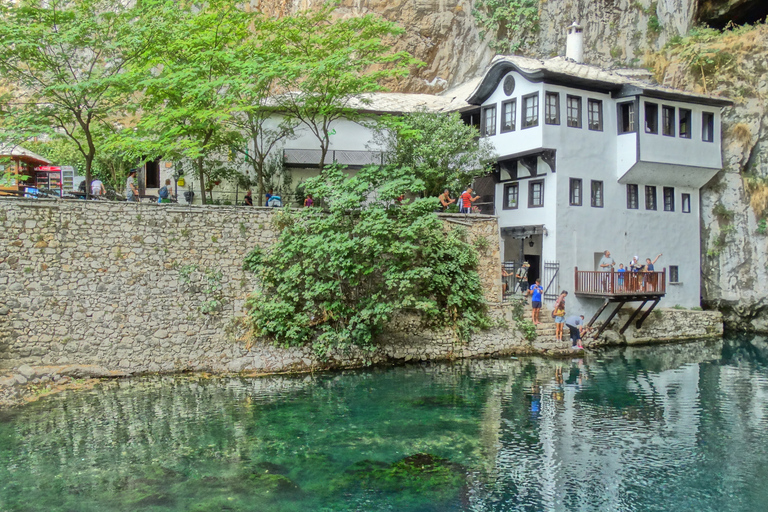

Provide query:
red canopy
left=36, top=166, right=61, bottom=172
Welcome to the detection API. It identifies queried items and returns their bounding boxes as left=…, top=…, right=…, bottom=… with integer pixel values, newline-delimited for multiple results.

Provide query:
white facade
left=470, top=57, right=729, bottom=314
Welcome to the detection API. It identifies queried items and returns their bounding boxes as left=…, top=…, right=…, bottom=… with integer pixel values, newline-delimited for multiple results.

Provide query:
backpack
left=268, top=195, right=282, bottom=207
left=158, top=185, right=169, bottom=199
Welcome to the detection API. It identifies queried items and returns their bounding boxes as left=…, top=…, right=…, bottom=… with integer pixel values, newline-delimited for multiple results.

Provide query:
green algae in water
left=1, top=335, right=768, bottom=511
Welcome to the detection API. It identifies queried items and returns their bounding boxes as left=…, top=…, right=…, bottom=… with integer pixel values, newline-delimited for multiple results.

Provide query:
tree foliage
left=375, top=110, right=496, bottom=198
left=472, top=0, right=540, bottom=54
left=244, top=165, right=491, bottom=357
left=271, top=6, right=422, bottom=169
left=0, top=0, right=159, bottom=196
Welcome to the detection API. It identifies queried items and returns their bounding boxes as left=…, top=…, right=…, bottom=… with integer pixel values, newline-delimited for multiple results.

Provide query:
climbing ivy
left=244, top=164, right=491, bottom=358
left=472, top=0, right=540, bottom=53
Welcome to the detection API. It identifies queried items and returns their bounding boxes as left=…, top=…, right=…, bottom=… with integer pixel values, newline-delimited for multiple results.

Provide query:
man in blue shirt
left=529, top=279, right=543, bottom=324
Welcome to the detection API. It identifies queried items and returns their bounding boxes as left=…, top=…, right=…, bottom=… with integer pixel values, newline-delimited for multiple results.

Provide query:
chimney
left=566, top=21, right=584, bottom=63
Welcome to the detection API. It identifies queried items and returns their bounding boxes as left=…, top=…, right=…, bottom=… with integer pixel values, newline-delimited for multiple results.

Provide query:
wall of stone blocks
left=0, top=199, right=506, bottom=373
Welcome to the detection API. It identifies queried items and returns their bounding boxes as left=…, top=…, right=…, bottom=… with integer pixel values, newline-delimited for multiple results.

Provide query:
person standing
left=599, top=250, right=615, bottom=291
left=565, top=314, right=587, bottom=349
left=90, top=178, right=106, bottom=198
left=125, top=169, right=138, bottom=202
left=438, top=189, right=455, bottom=211
left=458, top=187, right=480, bottom=214
left=529, top=279, right=544, bottom=325
left=552, top=290, right=568, bottom=341
left=515, top=261, right=530, bottom=293
left=644, top=253, right=662, bottom=291
left=303, top=194, right=313, bottom=207
left=244, top=190, right=253, bottom=206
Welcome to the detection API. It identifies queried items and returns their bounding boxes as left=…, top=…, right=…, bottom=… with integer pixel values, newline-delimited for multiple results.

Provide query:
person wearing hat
left=125, top=169, right=139, bottom=202
left=515, top=261, right=531, bottom=294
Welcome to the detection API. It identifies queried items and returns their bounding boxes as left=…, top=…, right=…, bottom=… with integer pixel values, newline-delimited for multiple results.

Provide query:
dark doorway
left=525, top=254, right=540, bottom=285
left=145, top=159, right=160, bottom=189
left=472, top=174, right=497, bottom=214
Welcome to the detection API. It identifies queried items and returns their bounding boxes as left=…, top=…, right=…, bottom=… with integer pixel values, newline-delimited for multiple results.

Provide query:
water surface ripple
left=1, top=335, right=768, bottom=511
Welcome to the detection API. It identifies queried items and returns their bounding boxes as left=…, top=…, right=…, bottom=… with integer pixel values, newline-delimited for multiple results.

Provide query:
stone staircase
left=514, top=298, right=583, bottom=352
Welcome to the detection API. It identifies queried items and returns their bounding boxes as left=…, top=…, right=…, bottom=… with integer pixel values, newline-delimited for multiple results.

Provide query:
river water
left=1, top=335, right=767, bottom=511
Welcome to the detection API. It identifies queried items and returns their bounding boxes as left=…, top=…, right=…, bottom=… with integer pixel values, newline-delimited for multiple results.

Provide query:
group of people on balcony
left=599, top=250, right=663, bottom=292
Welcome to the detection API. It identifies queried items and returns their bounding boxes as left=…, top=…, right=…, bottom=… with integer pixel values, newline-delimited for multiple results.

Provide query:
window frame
left=669, top=265, right=680, bottom=284
left=566, top=95, right=582, bottom=128
left=645, top=185, right=657, bottom=210
left=702, top=112, right=715, bottom=142
left=590, top=180, right=604, bottom=208
left=503, top=182, right=519, bottom=210
left=682, top=193, right=691, bottom=213
left=569, top=178, right=582, bottom=206
left=662, top=105, right=676, bottom=137
left=522, top=93, right=539, bottom=129
left=528, top=179, right=544, bottom=208
left=587, top=99, right=603, bottom=131
left=545, top=92, right=560, bottom=125
left=663, top=187, right=675, bottom=211
left=627, top=184, right=639, bottom=209
left=618, top=101, right=636, bottom=134
left=481, top=104, right=497, bottom=137
left=501, top=99, right=516, bottom=133
left=679, top=109, right=692, bottom=139
left=645, top=102, right=658, bottom=134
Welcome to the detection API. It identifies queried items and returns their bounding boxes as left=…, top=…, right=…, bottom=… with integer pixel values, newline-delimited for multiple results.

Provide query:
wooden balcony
left=574, top=267, right=666, bottom=300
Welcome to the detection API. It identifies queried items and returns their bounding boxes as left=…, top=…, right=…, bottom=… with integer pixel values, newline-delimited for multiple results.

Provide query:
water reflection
left=0, top=336, right=767, bottom=511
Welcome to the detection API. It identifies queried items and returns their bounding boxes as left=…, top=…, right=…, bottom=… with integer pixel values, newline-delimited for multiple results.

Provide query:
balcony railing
left=283, top=149, right=384, bottom=168
left=574, top=267, right=666, bottom=297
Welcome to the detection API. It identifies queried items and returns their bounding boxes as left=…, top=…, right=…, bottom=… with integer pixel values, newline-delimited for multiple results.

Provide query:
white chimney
left=566, top=21, right=584, bottom=63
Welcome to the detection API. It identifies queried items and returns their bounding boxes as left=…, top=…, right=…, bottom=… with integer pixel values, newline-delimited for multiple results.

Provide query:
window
left=627, top=184, right=639, bottom=209
left=545, top=92, right=560, bottom=125
left=645, top=102, right=658, bottom=134
left=669, top=265, right=680, bottom=283
left=618, top=102, right=636, bottom=134
left=567, top=95, right=582, bottom=128
left=662, top=105, right=675, bottom=136
left=702, top=112, right=714, bottom=142
left=588, top=99, right=603, bottom=131
left=682, top=193, right=691, bottom=213
left=482, top=105, right=497, bottom=136
left=663, top=187, right=675, bottom=211
left=645, top=185, right=657, bottom=210
left=591, top=180, right=604, bottom=207
left=528, top=179, right=544, bottom=207
left=504, top=183, right=519, bottom=209
left=569, top=178, right=582, bottom=206
left=523, top=93, right=539, bottom=128
left=679, top=109, right=692, bottom=138
left=501, top=99, right=516, bottom=132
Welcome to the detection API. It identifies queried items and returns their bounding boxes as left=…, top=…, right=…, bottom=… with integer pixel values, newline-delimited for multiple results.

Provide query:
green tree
left=375, top=110, right=496, bottom=198
left=0, top=0, right=159, bottom=197
left=244, top=164, right=491, bottom=357
left=271, top=6, right=421, bottom=170
left=472, top=0, right=540, bottom=54
left=130, top=0, right=255, bottom=204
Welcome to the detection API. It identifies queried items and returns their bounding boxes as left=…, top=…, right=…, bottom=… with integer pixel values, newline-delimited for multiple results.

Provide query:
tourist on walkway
left=552, top=290, right=568, bottom=340
left=529, top=279, right=544, bottom=325
left=515, top=261, right=530, bottom=293
left=265, top=188, right=273, bottom=204
left=303, top=194, right=313, bottom=207
left=90, top=178, right=106, bottom=198
left=458, top=187, right=480, bottom=214
left=565, top=314, right=586, bottom=349
left=125, top=169, right=138, bottom=202
left=157, top=179, right=173, bottom=203
left=244, top=190, right=253, bottom=206
left=644, top=253, right=662, bottom=291
left=438, top=189, right=455, bottom=211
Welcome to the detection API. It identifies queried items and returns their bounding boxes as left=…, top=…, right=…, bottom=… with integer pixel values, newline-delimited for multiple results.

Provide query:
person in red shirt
left=459, top=187, right=480, bottom=213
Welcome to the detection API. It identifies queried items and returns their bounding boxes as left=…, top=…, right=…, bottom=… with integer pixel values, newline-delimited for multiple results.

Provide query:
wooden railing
left=574, top=267, right=666, bottom=296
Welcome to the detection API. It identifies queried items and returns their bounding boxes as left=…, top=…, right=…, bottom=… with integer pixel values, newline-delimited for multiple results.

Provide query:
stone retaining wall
left=595, top=308, right=724, bottom=346
left=0, top=199, right=505, bottom=374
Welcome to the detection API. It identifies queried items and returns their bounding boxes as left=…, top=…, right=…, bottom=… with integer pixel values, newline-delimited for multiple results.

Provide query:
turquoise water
left=1, top=335, right=768, bottom=511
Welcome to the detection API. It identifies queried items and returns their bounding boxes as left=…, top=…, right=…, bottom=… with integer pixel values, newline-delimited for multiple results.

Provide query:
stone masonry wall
left=0, top=199, right=506, bottom=374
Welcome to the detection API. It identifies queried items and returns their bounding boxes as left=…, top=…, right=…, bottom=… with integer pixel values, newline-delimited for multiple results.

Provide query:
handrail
left=574, top=267, right=666, bottom=295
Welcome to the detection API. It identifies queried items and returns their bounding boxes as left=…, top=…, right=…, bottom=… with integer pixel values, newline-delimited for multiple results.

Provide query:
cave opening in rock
left=704, top=0, right=768, bottom=29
